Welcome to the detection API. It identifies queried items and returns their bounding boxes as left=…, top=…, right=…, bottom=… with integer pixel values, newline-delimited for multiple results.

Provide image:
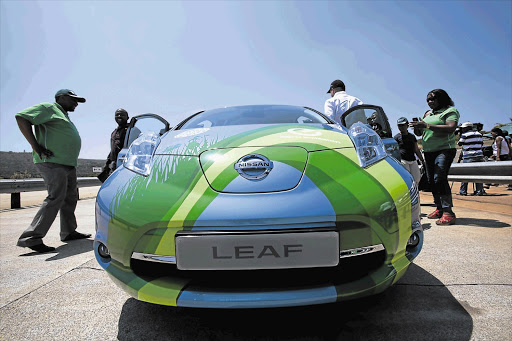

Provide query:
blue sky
left=1, top=0, right=511, bottom=159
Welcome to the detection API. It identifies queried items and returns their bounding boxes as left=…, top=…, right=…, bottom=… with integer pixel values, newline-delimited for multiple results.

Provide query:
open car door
left=116, top=114, right=170, bottom=168
left=341, top=105, right=400, bottom=160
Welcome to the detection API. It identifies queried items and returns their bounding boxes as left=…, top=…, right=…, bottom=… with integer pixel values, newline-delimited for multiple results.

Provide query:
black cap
left=55, top=89, right=86, bottom=103
left=327, top=80, right=345, bottom=93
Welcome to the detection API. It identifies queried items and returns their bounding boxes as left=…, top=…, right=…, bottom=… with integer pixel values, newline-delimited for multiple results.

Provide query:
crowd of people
left=14, top=83, right=511, bottom=252
left=325, top=81, right=511, bottom=226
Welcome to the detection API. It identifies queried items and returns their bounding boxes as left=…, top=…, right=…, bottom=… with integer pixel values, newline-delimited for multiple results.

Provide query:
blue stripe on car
left=177, top=285, right=338, bottom=308
left=385, top=157, right=414, bottom=188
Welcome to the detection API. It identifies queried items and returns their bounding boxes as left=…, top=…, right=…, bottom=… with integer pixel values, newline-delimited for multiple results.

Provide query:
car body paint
left=95, top=121, right=421, bottom=308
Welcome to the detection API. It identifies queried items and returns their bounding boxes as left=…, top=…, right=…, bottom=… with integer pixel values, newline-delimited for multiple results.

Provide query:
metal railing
left=0, top=161, right=510, bottom=209
left=0, top=177, right=101, bottom=209
left=447, top=160, right=512, bottom=184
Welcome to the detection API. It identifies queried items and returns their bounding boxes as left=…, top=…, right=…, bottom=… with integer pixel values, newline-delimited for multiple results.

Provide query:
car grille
left=131, top=250, right=385, bottom=288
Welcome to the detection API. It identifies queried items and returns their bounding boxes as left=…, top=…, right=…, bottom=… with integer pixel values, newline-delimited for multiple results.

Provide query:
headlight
left=349, top=122, right=387, bottom=168
left=123, top=132, right=160, bottom=176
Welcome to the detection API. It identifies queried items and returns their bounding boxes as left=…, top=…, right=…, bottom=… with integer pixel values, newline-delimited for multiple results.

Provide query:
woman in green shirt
left=411, top=89, right=459, bottom=225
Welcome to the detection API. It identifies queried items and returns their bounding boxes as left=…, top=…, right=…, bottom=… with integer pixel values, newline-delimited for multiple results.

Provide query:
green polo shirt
left=422, top=107, right=460, bottom=152
left=15, top=102, right=81, bottom=167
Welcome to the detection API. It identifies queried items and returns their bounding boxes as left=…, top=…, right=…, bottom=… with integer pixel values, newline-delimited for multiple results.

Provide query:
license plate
left=175, top=231, right=339, bottom=270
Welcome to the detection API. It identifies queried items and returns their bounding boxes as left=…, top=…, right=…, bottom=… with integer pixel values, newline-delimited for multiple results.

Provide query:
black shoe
left=29, top=243, right=56, bottom=253
left=62, top=231, right=92, bottom=241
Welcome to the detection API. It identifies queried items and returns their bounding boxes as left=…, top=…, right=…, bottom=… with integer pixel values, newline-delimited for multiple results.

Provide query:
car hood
left=154, top=124, right=354, bottom=194
left=157, top=124, right=353, bottom=156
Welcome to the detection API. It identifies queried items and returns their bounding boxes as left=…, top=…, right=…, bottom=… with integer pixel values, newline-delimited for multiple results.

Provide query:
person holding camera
left=410, top=89, right=459, bottom=226
left=457, top=122, right=485, bottom=196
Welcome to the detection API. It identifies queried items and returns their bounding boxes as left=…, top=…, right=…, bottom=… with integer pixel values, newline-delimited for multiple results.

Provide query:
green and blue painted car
left=95, top=104, right=422, bottom=308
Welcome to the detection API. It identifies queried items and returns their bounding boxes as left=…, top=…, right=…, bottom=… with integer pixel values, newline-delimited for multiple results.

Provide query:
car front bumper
left=94, top=232, right=419, bottom=309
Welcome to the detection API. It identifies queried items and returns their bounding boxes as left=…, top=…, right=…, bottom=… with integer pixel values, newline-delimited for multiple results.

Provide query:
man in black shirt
left=394, top=117, right=425, bottom=185
left=98, top=108, right=129, bottom=182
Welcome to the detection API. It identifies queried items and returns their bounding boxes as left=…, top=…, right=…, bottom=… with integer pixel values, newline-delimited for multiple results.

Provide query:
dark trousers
left=424, top=149, right=456, bottom=211
left=459, top=156, right=485, bottom=195
left=17, top=163, right=78, bottom=247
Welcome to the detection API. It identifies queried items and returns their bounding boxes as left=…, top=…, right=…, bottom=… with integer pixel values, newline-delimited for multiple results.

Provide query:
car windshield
left=179, top=105, right=330, bottom=129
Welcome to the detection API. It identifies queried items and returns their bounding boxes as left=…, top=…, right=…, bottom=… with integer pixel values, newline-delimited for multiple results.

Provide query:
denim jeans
left=459, top=156, right=484, bottom=195
left=424, top=149, right=456, bottom=211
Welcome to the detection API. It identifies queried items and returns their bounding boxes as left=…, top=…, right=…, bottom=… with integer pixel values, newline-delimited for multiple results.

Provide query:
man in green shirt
left=15, top=89, right=91, bottom=253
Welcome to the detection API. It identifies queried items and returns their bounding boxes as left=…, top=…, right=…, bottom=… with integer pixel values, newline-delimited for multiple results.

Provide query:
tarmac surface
left=0, top=184, right=511, bottom=340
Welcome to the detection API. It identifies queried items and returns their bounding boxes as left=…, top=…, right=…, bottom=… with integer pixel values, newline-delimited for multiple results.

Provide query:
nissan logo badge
left=234, top=154, right=274, bottom=180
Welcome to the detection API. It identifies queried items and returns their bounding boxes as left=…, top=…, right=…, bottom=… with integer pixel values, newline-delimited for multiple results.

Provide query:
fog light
left=407, top=233, right=420, bottom=247
left=98, top=243, right=111, bottom=259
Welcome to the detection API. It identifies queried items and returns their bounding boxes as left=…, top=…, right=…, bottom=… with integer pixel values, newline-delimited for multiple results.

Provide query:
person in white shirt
left=324, top=79, right=363, bottom=126
left=491, top=127, right=510, bottom=161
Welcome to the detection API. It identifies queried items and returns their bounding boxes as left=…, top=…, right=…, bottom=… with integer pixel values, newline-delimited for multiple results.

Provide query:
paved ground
left=0, top=184, right=510, bottom=340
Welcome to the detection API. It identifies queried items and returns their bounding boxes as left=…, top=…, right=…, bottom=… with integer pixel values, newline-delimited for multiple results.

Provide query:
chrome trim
left=133, top=238, right=384, bottom=263
left=175, top=226, right=337, bottom=235
left=132, top=252, right=176, bottom=264
left=339, top=244, right=385, bottom=258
